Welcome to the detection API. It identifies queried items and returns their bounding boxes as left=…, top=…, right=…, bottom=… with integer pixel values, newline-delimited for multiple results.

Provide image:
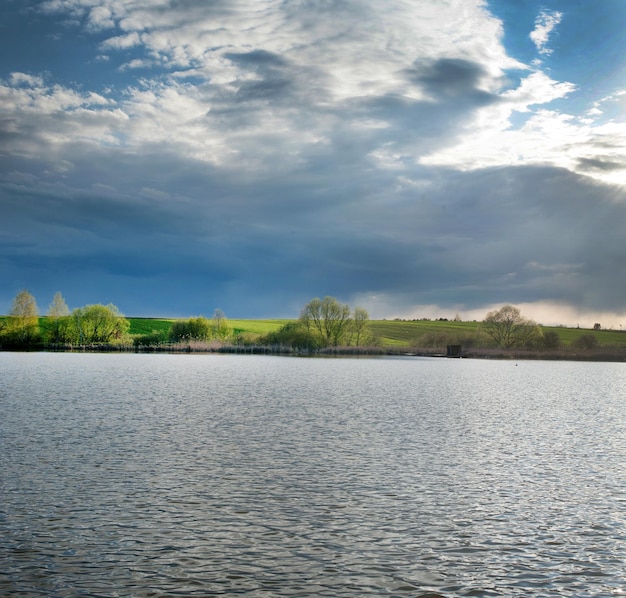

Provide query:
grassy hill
left=3, top=316, right=625, bottom=350
left=126, top=317, right=626, bottom=348
left=370, top=319, right=478, bottom=346
left=125, top=318, right=287, bottom=337
left=370, top=319, right=626, bottom=348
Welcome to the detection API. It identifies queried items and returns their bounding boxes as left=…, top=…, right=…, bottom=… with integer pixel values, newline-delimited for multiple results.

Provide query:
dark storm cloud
left=577, top=156, right=626, bottom=173
left=4, top=113, right=625, bottom=318
left=409, top=58, right=492, bottom=100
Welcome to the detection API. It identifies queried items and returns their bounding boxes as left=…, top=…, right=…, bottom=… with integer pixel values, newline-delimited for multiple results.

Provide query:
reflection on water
left=1, top=353, right=625, bottom=596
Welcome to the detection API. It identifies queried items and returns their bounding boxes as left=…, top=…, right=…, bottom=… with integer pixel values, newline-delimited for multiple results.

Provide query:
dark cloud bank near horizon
left=3, top=155, right=624, bottom=320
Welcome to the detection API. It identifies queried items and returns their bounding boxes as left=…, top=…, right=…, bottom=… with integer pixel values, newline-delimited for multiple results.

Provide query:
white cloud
left=9, top=72, right=45, bottom=87
left=101, top=31, right=141, bottom=50
left=10, top=2, right=623, bottom=188
left=87, top=5, right=115, bottom=30
left=503, top=71, right=576, bottom=110
left=418, top=71, right=626, bottom=185
left=0, top=76, right=127, bottom=154
left=41, top=0, right=520, bottom=97
left=530, top=9, right=563, bottom=56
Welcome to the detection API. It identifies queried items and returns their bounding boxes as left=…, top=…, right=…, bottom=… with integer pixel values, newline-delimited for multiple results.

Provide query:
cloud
left=408, top=58, right=494, bottom=101
left=3, top=129, right=625, bottom=320
left=9, top=72, right=45, bottom=87
left=419, top=72, right=626, bottom=186
left=86, top=5, right=115, bottom=31
left=2, top=0, right=626, bottom=323
left=530, top=9, right=563, bottom=56
left=101, top=32, right=141, bottom=50
left=503, top=72, right=576, bottom=110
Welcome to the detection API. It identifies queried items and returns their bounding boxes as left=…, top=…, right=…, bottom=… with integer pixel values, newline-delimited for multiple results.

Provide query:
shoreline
left=3, top=343, right=626, bottom=362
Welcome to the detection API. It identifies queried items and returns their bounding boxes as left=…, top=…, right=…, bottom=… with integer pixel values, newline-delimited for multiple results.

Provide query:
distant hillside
left=369, top=319, right=626, bottom=348
left=126, top=317, right=626, bottom=348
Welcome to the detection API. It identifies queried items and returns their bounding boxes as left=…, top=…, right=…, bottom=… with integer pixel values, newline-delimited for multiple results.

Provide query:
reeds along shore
left=28, top=340, right=626, bottom=361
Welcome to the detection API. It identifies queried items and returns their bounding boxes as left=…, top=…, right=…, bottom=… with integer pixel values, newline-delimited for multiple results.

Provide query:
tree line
left=0, top=291, right=377, bottom=351
left=0, top=290, right=130, bottom=348
left=0, top=290, right=607, bottom=354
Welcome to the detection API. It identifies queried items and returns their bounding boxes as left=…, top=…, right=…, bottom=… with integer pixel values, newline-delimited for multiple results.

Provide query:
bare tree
left=300, top=296, right=352, bottom=346
left=48, top=291, right=70, bottom=318
left=212, top=308, right=232, bottom=340
left=482, top=305, right=540, bottom=349
left=351, top=306, right=371, bottom=346
left=47, top=291, right=71, bottom=343
left=5, top=289, right=39, bottom=343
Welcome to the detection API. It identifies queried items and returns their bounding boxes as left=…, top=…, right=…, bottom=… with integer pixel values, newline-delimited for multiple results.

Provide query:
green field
left=126, top=317, right=175, bottom=336
left=370, top=319, right=479, bottom=346
left=126, top=318, right=287, bottom=337
left=2, top=316, right=625, bottom=349
left=126, top=317, right=626, bottom=348
left=371, top=319, right=626, bottom=348
left=228, top=319, right=290, bottom=336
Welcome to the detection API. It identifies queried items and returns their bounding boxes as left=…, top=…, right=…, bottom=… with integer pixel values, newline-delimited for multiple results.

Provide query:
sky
left=1, top=0, right=626, bottom=326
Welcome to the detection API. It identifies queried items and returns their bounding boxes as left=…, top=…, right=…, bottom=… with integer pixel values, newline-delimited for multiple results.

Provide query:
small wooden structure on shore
left=446, top=344, right=462, bottom=358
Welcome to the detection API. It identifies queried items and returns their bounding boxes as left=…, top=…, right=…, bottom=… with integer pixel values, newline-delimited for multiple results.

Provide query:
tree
left=70, top=303, right=130, bottom=344
left=47, top=292, right=72, bottom=344
left=350, top=306, right=372, bottom=346
left=212, top=308, right=232, bottom=340
left=3, top=289, right=40, bottom=344
left=299, top=296, right=352, bottom=346
left=482, top=305, right=540, bottom=349
left=48, top=292, right=70, bottom=318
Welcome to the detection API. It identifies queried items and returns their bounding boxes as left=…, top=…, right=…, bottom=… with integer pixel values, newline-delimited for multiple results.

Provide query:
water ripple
left=1, top=353, right=625, bottom=596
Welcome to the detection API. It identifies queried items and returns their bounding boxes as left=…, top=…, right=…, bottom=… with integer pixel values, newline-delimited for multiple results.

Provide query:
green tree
left=299, top=296, right=352, bottom=346
left=212, top=308, right=232, bottom=340
left=70, top=303, right=130, bottom=344
left=47, top=292, right=72, bottom=344
left=482, top=305, right=541, bottom=349
left=3, top=289, right=40, bottom=345
left=350, top=306, right=373, bottom=346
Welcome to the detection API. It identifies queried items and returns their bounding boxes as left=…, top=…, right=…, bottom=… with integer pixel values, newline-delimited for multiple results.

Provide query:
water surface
left=1, top=353, right=625, bottom=596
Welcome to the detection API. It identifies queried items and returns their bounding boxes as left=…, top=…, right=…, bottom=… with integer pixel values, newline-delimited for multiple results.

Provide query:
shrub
left=262, top=321, right=322, bottom=350
left=233, top=332, right=261, bottom=346
left=134, top=330, right=170, bottom=347
left=572, top=334, right=598, bottom=350
left=70, top=304, right=130, bottom=344
left=542, top=330, right=561, bottom=350
left=169, top=317, right=212, bottom=342
left=415, top=332, right=481, bottom=349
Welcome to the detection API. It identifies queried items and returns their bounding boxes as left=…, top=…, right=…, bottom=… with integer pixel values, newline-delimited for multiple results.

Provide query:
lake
left=1, top=352, right=625, bottom=596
